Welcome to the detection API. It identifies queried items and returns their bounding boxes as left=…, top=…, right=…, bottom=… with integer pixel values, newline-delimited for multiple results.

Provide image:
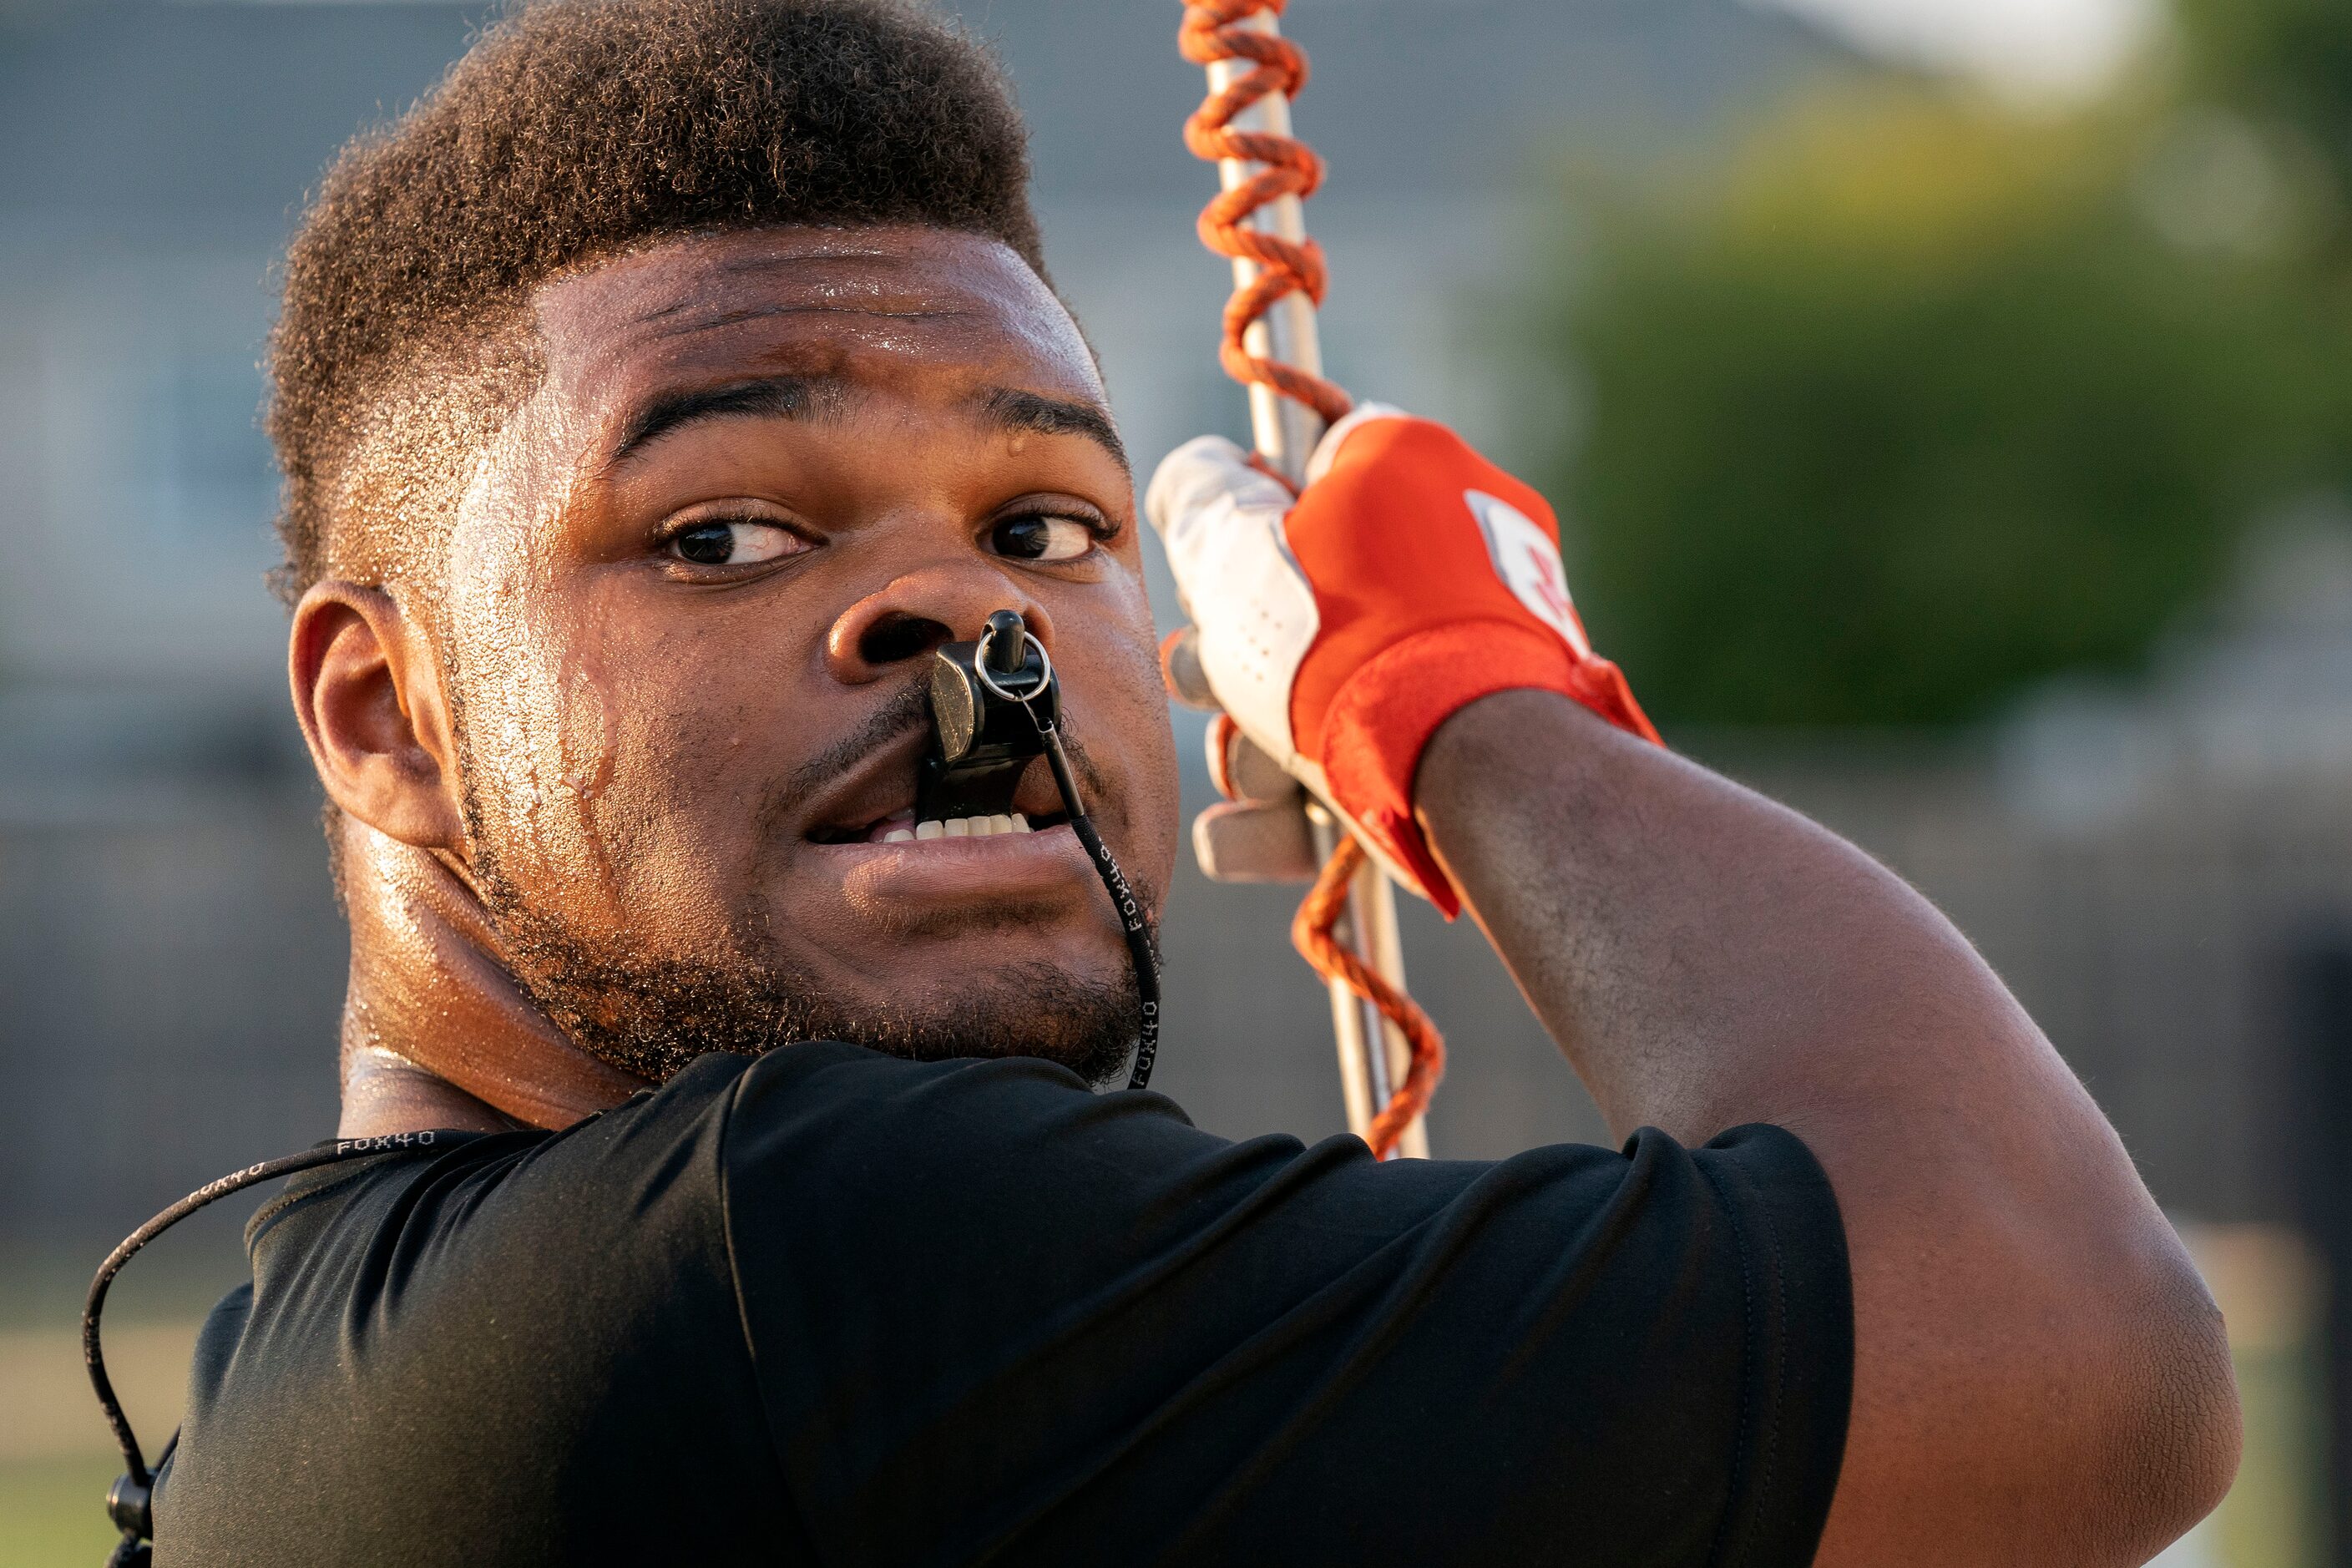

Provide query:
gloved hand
left=1146, top=406, right=1659, bottom=916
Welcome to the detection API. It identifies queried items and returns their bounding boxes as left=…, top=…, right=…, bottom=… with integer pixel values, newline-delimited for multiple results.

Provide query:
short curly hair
left=267, top=0, right=1045, bottom=604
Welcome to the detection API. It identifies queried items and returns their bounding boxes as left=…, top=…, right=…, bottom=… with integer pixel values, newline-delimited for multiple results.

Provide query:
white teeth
left=903, top=814, right=1034, bottom=841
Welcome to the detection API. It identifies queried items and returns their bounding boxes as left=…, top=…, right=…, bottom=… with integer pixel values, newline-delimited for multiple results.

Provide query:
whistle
left=918, top=609, right=1059, bottom=824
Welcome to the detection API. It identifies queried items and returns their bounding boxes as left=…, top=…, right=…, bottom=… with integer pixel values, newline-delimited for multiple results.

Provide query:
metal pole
left=1201, top=15, right=1430, bottom=1161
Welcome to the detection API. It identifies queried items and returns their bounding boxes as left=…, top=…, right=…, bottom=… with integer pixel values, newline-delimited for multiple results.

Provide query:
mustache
left=784, top=680, right=932, bottom=810
left=771, top=674, right=1120, bottom=822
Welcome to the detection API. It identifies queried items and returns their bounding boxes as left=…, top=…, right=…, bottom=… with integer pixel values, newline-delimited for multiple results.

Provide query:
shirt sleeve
left=720, top=1042, right=1851, bottom=1568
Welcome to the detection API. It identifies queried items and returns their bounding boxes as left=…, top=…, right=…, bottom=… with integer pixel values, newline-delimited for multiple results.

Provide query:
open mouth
left=800, top=726, right=1076, bottom=848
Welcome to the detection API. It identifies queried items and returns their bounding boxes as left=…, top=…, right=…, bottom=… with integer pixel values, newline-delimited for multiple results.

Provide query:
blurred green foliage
left=1529, top=17, right=2352, bottom=728
left=2177, top=0, right=2352, bottom=216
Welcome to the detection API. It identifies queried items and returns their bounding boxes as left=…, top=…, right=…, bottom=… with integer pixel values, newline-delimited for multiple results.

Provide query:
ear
left=290, top=581, right=466, bottom=852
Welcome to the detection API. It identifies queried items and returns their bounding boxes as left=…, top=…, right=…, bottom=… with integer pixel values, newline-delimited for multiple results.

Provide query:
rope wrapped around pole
left=1292, top=837, right=1448, bottom=1156
left=1178, top=0, right=1355, bottom=427
left=1179, top=0, right=1444, bottom=1161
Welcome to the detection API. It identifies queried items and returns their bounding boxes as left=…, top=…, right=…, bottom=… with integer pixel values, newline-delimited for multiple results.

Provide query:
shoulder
left=721, top=1041, right=1841, bottom=1285
left=163, top=1053, right=787, bottom=1565
left=252, top=1050, right=756, bottom=1282
left=715, top=1040, right=1844, bottom=1304
left=716, top=1049, right=1850, bottom=1566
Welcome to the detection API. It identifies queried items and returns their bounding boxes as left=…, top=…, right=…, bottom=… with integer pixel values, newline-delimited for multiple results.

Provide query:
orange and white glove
left=1146, top=406, right=1659, bottom=918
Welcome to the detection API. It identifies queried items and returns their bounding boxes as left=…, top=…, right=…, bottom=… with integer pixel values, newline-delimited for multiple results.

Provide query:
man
left=154, top=1, right=2237, bottom=1562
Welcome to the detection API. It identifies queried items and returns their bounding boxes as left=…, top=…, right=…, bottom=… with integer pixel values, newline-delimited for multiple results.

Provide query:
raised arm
left=1420, top=689, right=2235, bottom=1565
left=1150, top=409, right=2238, bottom=1565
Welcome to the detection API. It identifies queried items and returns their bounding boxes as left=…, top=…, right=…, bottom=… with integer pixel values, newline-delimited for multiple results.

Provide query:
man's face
left=430, top=225, right=1179, bottom=1081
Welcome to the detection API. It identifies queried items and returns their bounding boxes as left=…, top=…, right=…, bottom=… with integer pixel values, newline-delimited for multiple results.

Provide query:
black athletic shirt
left=154, top=1043, right=1852, bottom=1566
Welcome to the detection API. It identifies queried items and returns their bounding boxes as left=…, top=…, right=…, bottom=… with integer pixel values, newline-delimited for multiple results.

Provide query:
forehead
left=528, top=225, right=1104, bottom=431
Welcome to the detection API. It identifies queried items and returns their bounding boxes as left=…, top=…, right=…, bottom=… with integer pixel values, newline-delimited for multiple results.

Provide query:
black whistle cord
left=83, top=1133, right=462, bottom=1566
left=1029, top=706, right=1162, bottom=1093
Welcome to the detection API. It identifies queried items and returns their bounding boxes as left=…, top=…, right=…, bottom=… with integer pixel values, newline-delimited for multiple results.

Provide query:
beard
left=452, top=687, right=1146, bottom=1089
left=473, top=896, right=1141, bottom=1086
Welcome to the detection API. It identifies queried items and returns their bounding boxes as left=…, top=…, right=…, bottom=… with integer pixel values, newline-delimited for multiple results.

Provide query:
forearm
left=1415, top=687, right=2051, bottom=1148
left=1415, top=688, right=2237, bottom=1563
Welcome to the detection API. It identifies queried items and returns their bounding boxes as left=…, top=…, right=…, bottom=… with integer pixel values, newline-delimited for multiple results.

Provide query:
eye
left=990, top=513, right=1098, bottom=563
left=665, top=518, right=805, bottom=568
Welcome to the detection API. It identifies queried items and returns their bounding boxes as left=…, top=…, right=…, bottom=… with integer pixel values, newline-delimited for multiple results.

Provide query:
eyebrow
left=973, top=385, right=1130, bottom=477
left=600, top=374, right=1129, bottom=477
left=603, top=375, right=827, bottom=472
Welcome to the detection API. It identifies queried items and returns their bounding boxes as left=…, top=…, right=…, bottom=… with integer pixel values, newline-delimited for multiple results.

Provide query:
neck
left=336, top=820, right=649, bottom=1137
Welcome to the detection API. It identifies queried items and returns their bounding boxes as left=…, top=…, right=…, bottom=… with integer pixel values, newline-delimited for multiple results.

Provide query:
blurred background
left=0, top=0, right=2345, bottom=1560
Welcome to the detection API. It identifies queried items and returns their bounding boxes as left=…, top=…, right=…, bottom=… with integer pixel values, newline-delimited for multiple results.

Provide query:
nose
left=825, top=565, right=1057, bottom=685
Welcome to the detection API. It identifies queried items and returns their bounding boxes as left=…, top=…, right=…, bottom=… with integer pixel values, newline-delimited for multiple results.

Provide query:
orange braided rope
left=1292, top=837, right=1447, bottom=1159
left=1182, top=0, right=1444, bottom=1160
left=1177, top=0, right=1355, bottom=427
